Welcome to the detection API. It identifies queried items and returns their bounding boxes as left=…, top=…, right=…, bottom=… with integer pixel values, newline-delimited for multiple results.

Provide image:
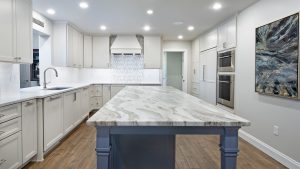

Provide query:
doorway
left=163, top=51, right=187, bottom=91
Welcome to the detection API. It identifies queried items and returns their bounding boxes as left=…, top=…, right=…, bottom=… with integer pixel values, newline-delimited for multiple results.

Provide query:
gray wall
left=166, top=52, right=182, bottom=90
left=235, top=0, right=300, bottom=163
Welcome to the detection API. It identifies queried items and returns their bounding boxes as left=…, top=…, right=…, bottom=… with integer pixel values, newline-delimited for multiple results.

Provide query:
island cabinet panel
left=0, top=132, right=22, bottom=169
left=0, top=0, right=32, bottom=63
left=43, top=94, right=64, bottom=152
left=144, top=36, right=162, bottom=69
left=92, top=36, right=110, bottom=68
left=21, top=100, right=37, bottom=163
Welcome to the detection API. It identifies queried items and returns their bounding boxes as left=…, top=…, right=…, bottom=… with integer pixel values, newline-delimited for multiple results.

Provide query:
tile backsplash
left=0, top=63, right=20, bottom=98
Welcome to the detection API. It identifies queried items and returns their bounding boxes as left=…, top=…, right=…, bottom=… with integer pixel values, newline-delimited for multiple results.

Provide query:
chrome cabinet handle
left=203, top=65, right=206, bottom=81
left=25, top=101, right=34, bottom=107
left=49, top=96, right=61, bottom=101
left=0, top=159, right=6, bottom=166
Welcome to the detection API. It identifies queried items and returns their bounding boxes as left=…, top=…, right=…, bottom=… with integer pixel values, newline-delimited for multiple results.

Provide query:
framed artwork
left=255, top=13, right=299, bottom=99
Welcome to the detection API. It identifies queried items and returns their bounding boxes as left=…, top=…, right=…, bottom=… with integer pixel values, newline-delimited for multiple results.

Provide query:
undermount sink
left=45, top=87, right=71, bottom=90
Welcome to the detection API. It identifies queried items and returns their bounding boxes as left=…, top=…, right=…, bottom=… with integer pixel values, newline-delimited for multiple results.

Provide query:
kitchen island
left=87, top=86, right=250, bottom=169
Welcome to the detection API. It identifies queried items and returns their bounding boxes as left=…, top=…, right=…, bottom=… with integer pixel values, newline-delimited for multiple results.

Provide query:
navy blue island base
left=96, top=126, right=240, bottom=169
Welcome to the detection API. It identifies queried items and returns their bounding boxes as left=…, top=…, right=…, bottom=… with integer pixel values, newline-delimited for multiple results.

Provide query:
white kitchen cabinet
left=84, top=35, right=93, bottom=68
left=93, top=36, right=110, bottom=68
left=111, top=85, right=125, bottom=98
left=90, top=97, right=103, bottom=110
left=199, top=48, right=217, bottom=105
left=53, top=23, right=83, bottom=68
left=217, top=16, right=237, bottom=51
left=81, top=87, right=91, bottom=118
left=192, top=38, right=200, bottom=83
left=144, top=36, right=161, bottom=69
left=21, top=100, right=37, bottom=163
left=102, top=85, right=111, bottom=105
left=63, top=90, right=81, bottom=134
left=43, top=94, right=64, bottom=151
left=199, top=29, right=217, bottom=52
left=0, top=0, right=32, bottom=63
left=0, top=132, right=22, bottom=169
left=0, top=103, right=21, bottom=124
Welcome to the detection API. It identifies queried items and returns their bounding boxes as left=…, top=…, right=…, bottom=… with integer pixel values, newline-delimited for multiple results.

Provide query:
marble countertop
left=0, top=82, right=161, bottom=107
left=87, top=86, right=250, bottom=127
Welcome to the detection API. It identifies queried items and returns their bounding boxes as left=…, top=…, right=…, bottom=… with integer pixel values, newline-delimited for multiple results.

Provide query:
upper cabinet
left=83, top=35, right=93, bottom=68
left=52, top=23, right=83, bottom=68
left=217, top=16, right=237, bottom=51
left=0, top=0, right=32, bottom=64
left=144, top=36, right=161, bottom=69
left=92, top=36, right=110, bottom=68
left=199, top=29, right=217, bottom=52
left=192, top=38, right=200, bottom=83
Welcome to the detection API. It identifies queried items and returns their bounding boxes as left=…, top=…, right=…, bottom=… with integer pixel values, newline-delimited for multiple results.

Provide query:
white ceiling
left=32, top=0, right=258, bottom=40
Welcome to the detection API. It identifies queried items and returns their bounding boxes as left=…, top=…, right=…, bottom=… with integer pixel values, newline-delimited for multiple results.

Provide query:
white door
left=204, top=48, right=217, bottom=83
left=0, top=0, right=15, bottom=62
left=0, top=132, right=22, bottom=169
left=83, top=35, right=93, bottom=68
left=44, top=95, right=64, bottom=151
left=21, top=100, right=37, bottom=163
left=15, top=0, right=32, bottom=63
left=102, top=85, right=111, bottom=105
left=93, top=36, right=110, bottom=68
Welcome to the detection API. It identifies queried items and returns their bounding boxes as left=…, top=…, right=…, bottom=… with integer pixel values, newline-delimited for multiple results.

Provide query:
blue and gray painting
left=255, top=13, right=299, bottom=98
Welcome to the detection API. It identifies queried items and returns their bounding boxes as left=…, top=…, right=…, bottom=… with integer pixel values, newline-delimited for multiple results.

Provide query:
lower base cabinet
left=43, top=95, right=64, bottom=152
left=0, top=132, right=22, bottom=169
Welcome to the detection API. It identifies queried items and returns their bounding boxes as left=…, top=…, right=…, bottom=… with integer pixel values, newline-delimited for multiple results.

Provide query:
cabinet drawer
left=0, top=117, right=21, bottom=141
left=0, top=103, right=21, bottom=124
left=0, top=132, right=22, bottom=169
left=94, top=85, right=103, bottom=97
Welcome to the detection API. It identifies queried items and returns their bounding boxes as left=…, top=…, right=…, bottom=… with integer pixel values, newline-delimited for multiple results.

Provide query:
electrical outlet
left=273, top=125, right=279, bottom=136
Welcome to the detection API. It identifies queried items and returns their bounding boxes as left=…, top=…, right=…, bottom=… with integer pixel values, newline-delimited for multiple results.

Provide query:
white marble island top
left=87, top=86, right=250, bottom=127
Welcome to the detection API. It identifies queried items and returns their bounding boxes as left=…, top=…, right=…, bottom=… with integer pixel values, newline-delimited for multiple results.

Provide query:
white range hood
left=110, top=35, right=142, bottom=54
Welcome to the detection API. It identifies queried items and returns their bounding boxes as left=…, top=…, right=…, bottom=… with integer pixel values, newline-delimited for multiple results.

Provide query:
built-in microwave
left=218, top=50, right=235, bottom=72
left=217, top=74, right=234, bottom=108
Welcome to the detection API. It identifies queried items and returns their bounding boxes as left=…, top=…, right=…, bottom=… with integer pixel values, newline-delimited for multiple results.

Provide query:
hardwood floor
left=24, top=121, right=287, bottom=169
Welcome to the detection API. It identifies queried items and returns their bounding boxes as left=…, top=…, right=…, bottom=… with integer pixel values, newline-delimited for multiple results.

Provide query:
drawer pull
left=0, top=159, right=6, bottom=166
left=50, top=96, right=61, bottom=101
left=25, top=101, right=34, bottom=106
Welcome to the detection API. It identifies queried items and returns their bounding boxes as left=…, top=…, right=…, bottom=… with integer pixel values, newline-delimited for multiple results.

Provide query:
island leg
left=96, top=127, right=111, bottom=169
left=220, top=127, right=239, bottom=169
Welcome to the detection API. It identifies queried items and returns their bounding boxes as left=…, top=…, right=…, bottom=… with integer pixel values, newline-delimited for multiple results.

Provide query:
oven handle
left=218, top=55, right=231, bottom=59
left=218, top=80, right=231, bottom=83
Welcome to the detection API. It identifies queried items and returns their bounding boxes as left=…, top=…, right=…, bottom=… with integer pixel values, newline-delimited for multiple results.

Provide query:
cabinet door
left=203, top=48, right=217, bottom=83
left=102, top=85, right=111, bottom=105
left=92, top=36, right=110, bottom=68
left=0, top=132, right=22, bottom=169
left=84, top=35, right=93, bottom=68
left=199, top=52, right=206, bottom=82
left=43, top=95, right=64, bottom=151
left=0, top=0, right=15, bottom=62
left=63, top=92, right=76, bottom=134
left=76, top=32, right=84, bottom=68
left=111, top=85, right=125, bottom=98
left=81, top=87, right=90, bottom=117
left=21, top=100, right=37, bottom=163
left=226, top=17, right=237, bottom=49
left=144, top=36, right=161, bottom=69
left=73, top=91, right=82, bottom=125
left=16, top=0, right=32, bottom=64
left=217, top=23, right=227, bottom=51
left=199, top=29, right=217, bottom=52
left=205, top=82, right=217, bottom=105
left=67, top=25, right=74, bottom=67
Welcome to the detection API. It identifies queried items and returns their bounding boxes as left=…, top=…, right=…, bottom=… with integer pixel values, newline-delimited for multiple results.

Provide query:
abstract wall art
left=255, top=13, right=299, bottom=99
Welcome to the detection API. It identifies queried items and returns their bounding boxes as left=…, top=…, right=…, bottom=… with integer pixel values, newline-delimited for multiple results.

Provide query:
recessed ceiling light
left=212, top=2, right=222, bottom=10
left=188, top=26, right=194, bottom=31
left=100, top=25, right=107, bottom=31
left=144, top=25, right=151, bottom=31
left=173, top=21, right=184, bottom=25
left=178, top=35, right=183, bottom=39
left=79, top=2, right=89, bottom=9
left=147, top=9, right=154, bottom=15
left=47, top=8, right=56, bottom=15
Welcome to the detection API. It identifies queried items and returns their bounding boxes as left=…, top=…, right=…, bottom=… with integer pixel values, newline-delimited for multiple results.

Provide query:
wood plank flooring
left=24, top=121, right=287, bottom=169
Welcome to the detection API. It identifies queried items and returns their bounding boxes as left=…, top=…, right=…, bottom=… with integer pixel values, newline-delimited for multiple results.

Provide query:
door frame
left=162, top=50, right=188, bottom=93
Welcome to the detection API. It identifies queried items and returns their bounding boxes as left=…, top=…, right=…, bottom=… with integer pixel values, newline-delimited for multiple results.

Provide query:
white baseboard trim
left=239, top=130, right=300, bottom=169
